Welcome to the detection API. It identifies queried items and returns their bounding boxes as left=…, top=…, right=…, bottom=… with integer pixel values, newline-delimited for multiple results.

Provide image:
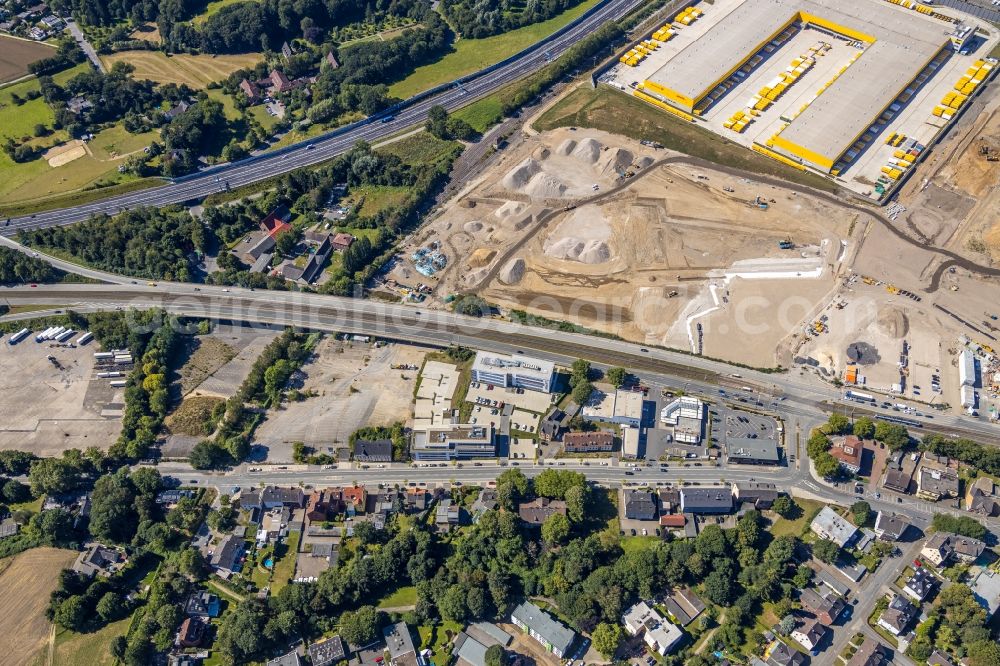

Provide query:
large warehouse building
left=635, top=0, right=978, bottom=175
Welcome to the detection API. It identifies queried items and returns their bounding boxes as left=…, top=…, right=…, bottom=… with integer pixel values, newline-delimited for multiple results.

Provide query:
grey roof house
left=511, top=602, right=576, bottom=658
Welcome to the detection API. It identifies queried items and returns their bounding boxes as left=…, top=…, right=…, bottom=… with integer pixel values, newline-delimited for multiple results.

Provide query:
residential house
left=184, top=591, right=221, bottom=618
left=299, top=234, right=333, bottom=284
left=307, top=489, right=338, bottom=522
left=657, top=488, right=680, bottom=514
left=659, top=513, right=687, bottom=531
left=518, top=497, right=567, bottom=526
left=331, top=232, right=354, bottom=251
left=266, top=650, right=302, bottom=666
left=259, top=207, right=292, bottom=238
left=873, top=511, right=908, bottom=541
left=624, top=490, right=657, bottom=521
left=732, top=482, right=779, bottom=510
left=798, top=588, right=846, bottom=625
left=679, top=487, right=733, bottom=514
left=916, top=465, right=959, bottom=501
left=354, top=438, right=393, bottom=462
left=810, top=506, right=859, bottom=548
left=342, top=486, right=367, bottom=516
left=0, top=518, right=19, bottom=539
left=247, top=233, right=276, bottom=262
left=927, top=650, right=955, bottom=666
left=176, top=617, right=206, bottom=648
left=815, top=570, right=850, bottom=598
left=845, top=639, right=890, bottom=666
left=325, top=52, right=340, bottom=69
left=790, top=618, right=827, bottom=652
left=966, top=476, right=999, bottom=517
left=539, top=407, right=567, bottom=441
left=902, top=567, right=935, bottom=602
left=239, top=78, right=260, bottom=103
left=876, top=594, right=917, bottom=636
left=830, top=435, right=863, bottom=474
left=970, top=568, right=1000, bottom=619
left=281, top=41, right=293, bottom=59
left=436, top=499, right=460, bottom=527
left=406, top=487, right=431, bottom=512
left=622, top=601, right=683, bottom=655
left=470, top=489, right=498, bottom=522
left=270, top=69, right=293, bottom=93
left=882, top=468, right=912, bottom=494
left=511, top=602, right=576, bottom=658
left=920, top=531, right=986, bottom=566
left=240, top=485, right=304, bottom=511
left=210, top=534, right=245, bottom=574
left=163, top=99, right=192, bottom=121
left=662, top=587, right=705, bottom=626
left=66, top=95, right=93, bottom=115
left=384, top=622, right=421, bottom=666
left=562, top=431, right=615, bottom=453
left=73, top=544, right=126, bottom=578
left=766, top=640, right=807, bottom=666
left=308, top=635, right=346, bottom=666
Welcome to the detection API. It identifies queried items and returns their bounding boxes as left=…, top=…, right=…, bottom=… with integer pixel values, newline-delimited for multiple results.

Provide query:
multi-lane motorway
left=1, top=0, right=647, bottom=234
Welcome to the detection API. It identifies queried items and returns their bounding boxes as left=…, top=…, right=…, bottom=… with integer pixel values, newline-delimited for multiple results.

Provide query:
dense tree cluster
left=441, top=0, right=586, bottom=38
left=21, top=207, right=209, bottom=281
left=0, top=248, right=63, bottom=284
left=930, top=513, right=987, bottom=541
left=349, top=423, right=408, bottom=461
left=426, top=105, right=476, bottom=141
left=569, top=358, right=594, bottom=405
left=908, top=584, right=998, bottom=664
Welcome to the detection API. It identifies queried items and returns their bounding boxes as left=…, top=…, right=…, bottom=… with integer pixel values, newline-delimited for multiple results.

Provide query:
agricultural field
left=101, top=51, right=262, bottom=88
left=0, top=35, right=54, bottom=84
left=387, top=0, right=602, bottom=99
left=192, top=0, right=259, bottom=24
left=0, top=547, right=78, bottom=666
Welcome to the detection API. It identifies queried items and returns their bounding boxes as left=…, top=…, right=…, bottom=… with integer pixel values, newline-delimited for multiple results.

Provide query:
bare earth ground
left=0, top=35, right=53, bottom=83
left=253, top=340, right=428, bottom=462
left=0, top=340, right=122, bottom=455
left=0, top=547, right=77, bottom=666
left=400, top=127, right=854, bottom=366
left=176, top=336, right=237, bottom=396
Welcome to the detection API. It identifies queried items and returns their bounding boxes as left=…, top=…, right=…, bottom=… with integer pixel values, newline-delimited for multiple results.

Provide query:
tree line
left=441, top=0, right=588, bottom=39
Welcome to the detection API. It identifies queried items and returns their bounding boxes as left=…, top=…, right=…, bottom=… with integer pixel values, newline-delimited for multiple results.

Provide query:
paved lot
left=414, top=359, right=460, bottom=427
left=466, top=383, right=553, bottom=414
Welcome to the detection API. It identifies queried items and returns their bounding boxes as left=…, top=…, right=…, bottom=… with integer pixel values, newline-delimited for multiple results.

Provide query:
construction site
left=600, top=0, right=999, bottom=200
left=412, top=127, right=861, bottom=368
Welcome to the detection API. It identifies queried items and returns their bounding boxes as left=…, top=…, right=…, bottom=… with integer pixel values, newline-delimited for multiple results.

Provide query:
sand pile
left=572, top=138, right=603, bottom=164
left=556, top=139, right=577, bottom=156
left=525, top=173, right=568, bottom=198
left=501, top=158, right=542, bottom=190
left=464, top=221, right=483, bottom=234
left=495, top=200, right=525, bottom=219
left=532, top=146, right=551, bottom=160
left=876, top=306, right=909, bottom=339
left=498, top=257, right=526, bottom=284
left=468, top=248, right=496, bottom=267
left=545, top=238, right=612, bottom=264
left=597, top=147, right=634, bottom=177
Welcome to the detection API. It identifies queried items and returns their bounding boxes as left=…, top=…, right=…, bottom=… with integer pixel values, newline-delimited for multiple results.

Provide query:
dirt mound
left=468, top=248, right=496, bottom=267
left=525, top=173, right=568, bottom=198
left=510, top=211, right=535, bottom=230
left=495, top=200, right=525, bottom=219
left=572, top=138, right=603, bottom=164
left=556, top=139, right=577, bottom=156
left=532, top=146, right=551, bottom=161
left=636, top=156, right=654, bottom=169
left=545, top=238, right=611, bottom=264
left=501, top=158, right=542, bottom=191
left=876, top=306, right=909, bottom=339
left=598, top=147, right=634, bottom=177
left=463, top=221, right=483, bottom=234
left=498, top=257, right=526, bottom=284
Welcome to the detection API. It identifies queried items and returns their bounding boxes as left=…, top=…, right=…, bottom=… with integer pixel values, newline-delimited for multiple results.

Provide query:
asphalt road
left=1, top=0, right=645, bottom=234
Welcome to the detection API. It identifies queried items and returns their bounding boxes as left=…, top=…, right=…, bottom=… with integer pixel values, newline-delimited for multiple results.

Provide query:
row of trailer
left=724, top=42, right=826, bottom=133
left=932, top=59, right=995, bottom=122
left=620, top=39, right=660, bottom=67
left=7, top=326, right=93, bottom=346
left=94, top=350, right=134, bottom=366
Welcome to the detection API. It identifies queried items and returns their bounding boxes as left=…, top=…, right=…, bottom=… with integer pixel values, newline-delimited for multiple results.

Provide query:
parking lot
left=465, top=383, right=553, bottom=414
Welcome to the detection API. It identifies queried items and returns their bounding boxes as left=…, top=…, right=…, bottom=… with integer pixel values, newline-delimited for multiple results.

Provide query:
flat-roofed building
left=971, top=568, right=1000, bottom=618
left=640, top=0, right=956, bottom=174
left=679, top=487, right=733, bottom=514
left=728, top=438, right=780, bottom=465
left=511, top=602, right=575, bottom=658
left=810, top=506, right=858, bottom=548
left=659, top=396, right=705, bottom=444
left=582, top=389, right=646, bottom=427
left=411, top=424, right=495, bottom=461
left=470, top=352, right=554, bottom=393
left=916, top=464, right=959, bottom=501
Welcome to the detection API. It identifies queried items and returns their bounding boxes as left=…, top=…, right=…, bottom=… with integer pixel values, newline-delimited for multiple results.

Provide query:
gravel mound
left=545, top=238, right=611, bottom=264
left=501, top=158, right=542, bottom=191
left=556, top=139, right=577, bottom=156
left=532, top=146, right=551, bottom=160
left=525, top=173, right=568, bottom=198
left=495, top=200, right=525, bottom=219
left=572, top=137, right=603, bottom=163
left=463, top=221, right=483, bottom=233
left=498, top=257, right=526, bottom=284
left=598, top=147, right=634, bottom=177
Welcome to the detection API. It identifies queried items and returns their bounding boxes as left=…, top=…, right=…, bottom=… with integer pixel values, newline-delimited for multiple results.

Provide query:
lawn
left=376, top=131, right=462, bottom=166
left=418, top=620, right=463, bottom=665
left=620, top=535, right=660, bottom=553
left=206, top=88, right=243, bottom=121
left=193, top=0, right=259, bottom=23
left=388, top=0, right=602, bottom=99
left=451, top=96, right=505, bottom=133
left=0, top=35, right=55, bottom=84
left=51, top=618, right=130, bottom=666
left=88, top=125, right=158, bottom=160
left=377, top=585, right=418, bottom=608
left=769, top=498, right=826, bottom=537
left=347, top=184, right=412, bottom=217
left=533, top=86, right=838, bottom=193
left=269, top=530, right=301, bottom=593
left=101, top=51, right=262, bottom=88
